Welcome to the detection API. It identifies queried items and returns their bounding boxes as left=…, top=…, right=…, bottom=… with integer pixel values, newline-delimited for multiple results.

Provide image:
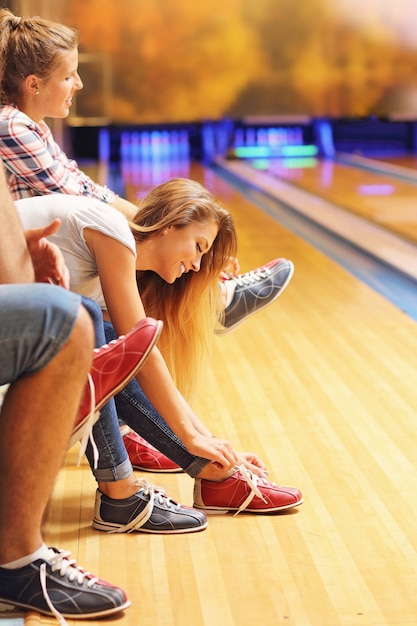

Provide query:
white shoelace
left=222, top=266, right=273, bottom=307
left=76, top=373, right=99, bottom=468
left=39, top=549, right=98, bottom=626
left=77, top=336, right=129, bottom=468
left=109, top=479, right=181, bottom=533
left=0, top=384, right=8, bottom=410
left=232, top=464, right=269, bottom=516
left=228, top=266, right=272, bottom=289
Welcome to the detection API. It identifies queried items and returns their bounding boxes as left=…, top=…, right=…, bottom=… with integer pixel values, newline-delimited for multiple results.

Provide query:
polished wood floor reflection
left=22, top=161, right=417, bottom=626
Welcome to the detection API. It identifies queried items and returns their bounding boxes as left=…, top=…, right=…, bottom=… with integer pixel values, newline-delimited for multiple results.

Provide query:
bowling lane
left=232, top=155, right=417, bottom=245
left=212, top=155, right=417, bottom=321
left=368, top=154, right=417, bottom=171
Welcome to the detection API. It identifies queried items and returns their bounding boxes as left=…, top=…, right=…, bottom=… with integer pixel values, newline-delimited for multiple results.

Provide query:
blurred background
left=9, top=0, right=417, bottom=124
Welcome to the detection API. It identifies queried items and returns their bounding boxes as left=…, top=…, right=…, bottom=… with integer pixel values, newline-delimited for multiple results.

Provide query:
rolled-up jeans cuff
left=184, top=457, right=211, bottom=478
left=92, top=458, right=132, bottom=483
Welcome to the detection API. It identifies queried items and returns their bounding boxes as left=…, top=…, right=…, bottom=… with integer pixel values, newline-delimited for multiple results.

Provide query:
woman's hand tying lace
left=235, top=451, right=269, bottom=478
left=220, top=256, right=240, bottom=279
left=186, top=433, right=238, bottom=470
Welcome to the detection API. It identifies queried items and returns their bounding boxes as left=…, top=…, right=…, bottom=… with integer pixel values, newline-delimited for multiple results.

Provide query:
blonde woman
left=0, top=8, right=293, bottom=329
left=0, top=6, right=295, bottom=478
left=17, top=178, right=302, bottom=533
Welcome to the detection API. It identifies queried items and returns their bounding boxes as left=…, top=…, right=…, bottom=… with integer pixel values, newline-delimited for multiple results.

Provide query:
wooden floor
left=216, top=155, right=417, bottom=285
left=268, top=155, right=417, bottom=244
left=11, top=159, right=417, bottom=626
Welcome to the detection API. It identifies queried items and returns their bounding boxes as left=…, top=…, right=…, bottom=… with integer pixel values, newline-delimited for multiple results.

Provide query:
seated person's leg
left=0, top=283, right=129, bottom=620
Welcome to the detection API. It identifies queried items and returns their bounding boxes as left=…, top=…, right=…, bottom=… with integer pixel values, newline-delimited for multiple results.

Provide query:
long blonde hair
left=0, top=9, right=78, bottom=106
left=130, top=178, right=237, bottom=400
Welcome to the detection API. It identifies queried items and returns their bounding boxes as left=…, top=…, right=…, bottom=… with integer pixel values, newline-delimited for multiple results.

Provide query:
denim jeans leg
left=104, top=321, right=210, bottom=478
left=0, top=284, right=80, bottom=383
left=81, top=297, right=131, bottom=483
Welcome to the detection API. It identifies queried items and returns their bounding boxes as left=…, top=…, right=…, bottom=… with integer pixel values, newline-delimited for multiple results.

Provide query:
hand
left=25, top=220, right=70, bottom=289
left=220, top=256, right=240, bottom=279
left=235, top=451, right=269, bottom=478
left=186, top=434, right=238, bottom=471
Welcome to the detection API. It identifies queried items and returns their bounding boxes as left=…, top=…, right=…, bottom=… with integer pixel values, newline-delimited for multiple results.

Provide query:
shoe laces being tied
left=228, top=265, right=272, bottom=288
left=109, top=479, right=182, bottom=533
left=40, top=548, right=99, bottom=626
left=232, top=464, right=269, bottom=516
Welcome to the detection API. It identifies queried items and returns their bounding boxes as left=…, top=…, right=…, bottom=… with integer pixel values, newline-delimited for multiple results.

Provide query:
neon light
left=250, top=157, right=317, bottom=169
left=232, top=145, right=318, bottom=159
left=281, top=145, right=318, bottom=157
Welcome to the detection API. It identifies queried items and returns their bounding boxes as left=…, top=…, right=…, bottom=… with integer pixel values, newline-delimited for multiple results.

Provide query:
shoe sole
left=193, top=497, right=303, bottom=514
left=92, top=518, right=208, bottom=534
left=215, top=261, right=294, bottom=335
left=69, top=320, right=163, bottom=448
left=0, top=597, right=131, bottom=620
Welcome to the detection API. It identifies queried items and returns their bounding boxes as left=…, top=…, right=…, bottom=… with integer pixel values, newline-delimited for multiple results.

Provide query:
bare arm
left=85, top=227, right=238, bottom=470
left=110, top=196, right=138, bottom=221
left=0, top=164, right=34, bottom=284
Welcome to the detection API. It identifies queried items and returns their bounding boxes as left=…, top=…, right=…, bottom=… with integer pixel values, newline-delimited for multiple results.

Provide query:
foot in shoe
left=70, top=317, right=163, bottom=450
left=0, top=547, right=130, bottom=621
left=193, top=465, right=303, bottom=515
left=216, top=258, right=294, bottom=335
left=122, top=427, right=182, bottom=473
left=92, top=479, right=207, bottom=534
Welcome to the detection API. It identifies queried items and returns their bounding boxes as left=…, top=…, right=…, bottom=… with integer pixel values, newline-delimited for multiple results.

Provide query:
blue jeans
left=81, top=298, right=132, bottom=482
left=0, top=284, right=80, bottom=384
left=105, top=320, right=209, bottom=479
left=82, top=301, right=210, bottom=481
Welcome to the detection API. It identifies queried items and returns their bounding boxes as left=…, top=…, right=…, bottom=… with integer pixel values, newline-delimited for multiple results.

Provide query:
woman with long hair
left=16, top=177, right=302, bottom=532
left=1, top=8, right=301, bottom=531
left=0, top=7, right=294, bottom=472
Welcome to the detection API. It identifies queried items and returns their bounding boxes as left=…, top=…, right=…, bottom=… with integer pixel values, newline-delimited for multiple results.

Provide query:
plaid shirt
left=0, top=105, right=116, bottom=203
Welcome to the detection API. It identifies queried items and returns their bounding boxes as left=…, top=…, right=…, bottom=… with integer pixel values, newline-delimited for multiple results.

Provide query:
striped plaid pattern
left=0, top=105, right=116, bottom=202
